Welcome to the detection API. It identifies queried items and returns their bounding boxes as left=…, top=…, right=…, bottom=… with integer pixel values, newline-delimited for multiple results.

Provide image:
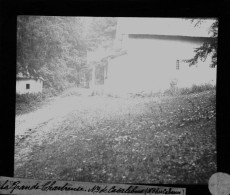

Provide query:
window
left=26, top=84, right=30, bottom=89
left=176, top=60, right=180, bottom=70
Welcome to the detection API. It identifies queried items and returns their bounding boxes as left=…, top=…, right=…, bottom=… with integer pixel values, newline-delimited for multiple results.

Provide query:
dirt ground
left=15, top=88, right=216, bottom=184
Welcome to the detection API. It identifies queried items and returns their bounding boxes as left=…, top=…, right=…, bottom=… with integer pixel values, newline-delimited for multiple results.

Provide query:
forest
left=17, top=16, right=117, bottom=93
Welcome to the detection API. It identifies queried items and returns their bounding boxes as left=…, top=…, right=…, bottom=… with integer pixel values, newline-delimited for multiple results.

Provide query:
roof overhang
left=17, top=77, right=44, bottom=81
left=127, top=34, right=213, bottom=42
left=101, top=50, right=127, bottom=61
left=116, top=18, right=216, bottom=38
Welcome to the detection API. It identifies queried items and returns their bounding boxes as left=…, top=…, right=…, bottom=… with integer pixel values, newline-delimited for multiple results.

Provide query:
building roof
left=88, top=18, right=217, bottom=63
left=87, top=49, right=112, bottom=63
left=17, top=72, right=44, bottom=81
left=87, top=47, right=121, bottom=64
left=101, top=50, right=127, bottom=61
left=116, top=17, right=216, bottom=38
left=17, top=77, right=44, bottom=81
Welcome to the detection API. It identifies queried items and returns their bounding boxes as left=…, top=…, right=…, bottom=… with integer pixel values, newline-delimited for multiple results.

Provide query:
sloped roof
left=101, top=50, right=127, bottom=61
left=87, top=49, right=112, bottom=63
left=17, top=72, right=44, bottom=81
left=87, top=47, right=120, bottom=64
left=116, top=17, right=216, bottom=38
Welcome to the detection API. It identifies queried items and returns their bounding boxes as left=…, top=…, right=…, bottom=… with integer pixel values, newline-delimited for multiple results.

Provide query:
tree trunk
left=91, top=64, right=96, bottom=90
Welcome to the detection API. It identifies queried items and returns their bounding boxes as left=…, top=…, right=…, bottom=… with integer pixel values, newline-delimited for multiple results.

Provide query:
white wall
left=106, top=36, right=216, bottom=94
left=116, top=18, right=215, bottom=38
left=16, top=79, right=43, bottom=95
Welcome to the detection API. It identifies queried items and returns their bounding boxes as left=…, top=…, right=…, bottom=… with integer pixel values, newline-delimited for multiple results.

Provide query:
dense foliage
left=85, top=17, right=117, bottom=51
left=17, top=16, right=117, bottom=92
left=185, top=19, right=218, bottom=68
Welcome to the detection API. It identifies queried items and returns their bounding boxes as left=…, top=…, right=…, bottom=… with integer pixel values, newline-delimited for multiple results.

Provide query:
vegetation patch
left=16, top=88, right=59, bottom=115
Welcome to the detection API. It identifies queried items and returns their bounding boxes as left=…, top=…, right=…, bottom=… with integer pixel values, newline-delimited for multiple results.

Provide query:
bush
left=16, top=93, right=43, bottom=104
left=128, top=90, right=163, bottom=98
left=16, top=87, right=59, bottom=115
left=16, top=93, right=44, bottom=115
left=163, top=88, right=179, bottom=96
left=209, top=93, right=216, bottom=107
left=178, top=84, right=215, bottom=95
left=42, top=87, right=59, bottom=98
left=61, top=88, right=82, bottom=97
left=129, top=83, right=216, bottom=98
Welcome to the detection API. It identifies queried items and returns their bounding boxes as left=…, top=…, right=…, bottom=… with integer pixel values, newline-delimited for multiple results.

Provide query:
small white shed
left=16, top=74, right=44, bottom=95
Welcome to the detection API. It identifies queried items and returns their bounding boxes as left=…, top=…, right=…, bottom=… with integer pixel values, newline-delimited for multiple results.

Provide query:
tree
left=17, top=16, right=87, bottom=91
left=184, top=19, right=218, bottom=68
left=17, top=16, right=117, bottom=92
left=84, top=17, right=117, bottom=51
left=81, top=17, right=117, bottom=86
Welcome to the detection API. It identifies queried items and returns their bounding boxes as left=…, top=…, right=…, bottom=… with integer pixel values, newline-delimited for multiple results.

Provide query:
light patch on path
left=15, top=90, right=158, bottom=169
left=15, top=88, right=162, bottom=137
left=16, top=95, right=90, bottom=136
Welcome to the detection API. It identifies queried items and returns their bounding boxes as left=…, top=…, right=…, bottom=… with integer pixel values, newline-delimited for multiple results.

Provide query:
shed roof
left=101, top=50, right=127, bottom=61
left=17, top=77, right=44, bottom=81
left=17, top=72, right=44, bottom=81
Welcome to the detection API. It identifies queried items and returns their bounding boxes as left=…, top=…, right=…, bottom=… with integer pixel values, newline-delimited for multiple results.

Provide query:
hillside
left=15, top=89, right=216, bottom=184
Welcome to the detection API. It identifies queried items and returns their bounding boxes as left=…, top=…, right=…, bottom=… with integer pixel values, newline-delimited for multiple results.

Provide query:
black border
left=1, top=0, right=230, bottom=194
